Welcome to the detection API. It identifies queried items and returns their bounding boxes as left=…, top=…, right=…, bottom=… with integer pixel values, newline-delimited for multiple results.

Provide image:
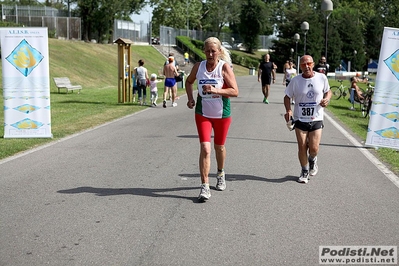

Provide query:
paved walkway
left=1, top=74, right=399, bottom=266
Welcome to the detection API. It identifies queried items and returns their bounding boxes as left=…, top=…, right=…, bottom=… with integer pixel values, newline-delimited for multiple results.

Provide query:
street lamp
left=167, top=30, right=171, bottom=55
left=294, top=33, right=300, bottom=58
left=294, top=33, right=300, bottom=74
left=321, top=0, right=333, bottom=60
left=353, top=50, right=357, bottom=72
left=301, top=21, right=309, bottom=55
left=186, top=0, right=189, bottom=37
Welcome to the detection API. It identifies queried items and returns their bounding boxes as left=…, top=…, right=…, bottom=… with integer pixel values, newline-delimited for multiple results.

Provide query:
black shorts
left=261, top=76, right=272, bottom=86
left=294, top=120, right=324, bottom=132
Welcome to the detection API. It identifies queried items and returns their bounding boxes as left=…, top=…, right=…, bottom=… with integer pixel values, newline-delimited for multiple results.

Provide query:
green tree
left=150, top=0, right=203, bottom=36
left=76, top=0, right=145, bottom=42
left=238, top=0, right=271, bottom=53
left=201, top=0, right=241, bottom=38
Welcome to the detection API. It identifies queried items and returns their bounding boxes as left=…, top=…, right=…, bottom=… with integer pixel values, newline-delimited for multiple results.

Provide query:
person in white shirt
left=283, top=55, right=332, bottom=184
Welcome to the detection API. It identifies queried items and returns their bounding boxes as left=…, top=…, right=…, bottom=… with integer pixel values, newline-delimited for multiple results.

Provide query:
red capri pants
left=195, top=113, right=232, bottom=145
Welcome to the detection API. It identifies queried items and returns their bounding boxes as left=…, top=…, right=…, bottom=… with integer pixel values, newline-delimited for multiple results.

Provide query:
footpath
left=1, top=74, right=399, bottom=266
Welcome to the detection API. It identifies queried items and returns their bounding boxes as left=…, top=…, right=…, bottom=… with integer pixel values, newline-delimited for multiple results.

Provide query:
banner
left=366, top=27, right=399, bottom=149
left=1, top=28, right=52, bottom=138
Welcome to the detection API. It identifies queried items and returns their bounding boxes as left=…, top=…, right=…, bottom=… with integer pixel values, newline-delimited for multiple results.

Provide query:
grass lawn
left=326, top=77, right=399, bottom=174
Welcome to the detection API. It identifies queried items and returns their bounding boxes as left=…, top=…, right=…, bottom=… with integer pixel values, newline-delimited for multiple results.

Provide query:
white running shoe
left=198, top=184, right=211, bottom=201
left=309, top=157, right=318, bottom=176
left=216, top=171, right=226, bottom=191
left=298, top=171, right=309, bottom=184
left=172, top=102, right=177, bottom=107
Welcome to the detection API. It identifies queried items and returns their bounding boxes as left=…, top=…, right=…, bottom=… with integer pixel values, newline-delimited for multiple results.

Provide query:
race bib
left=199, top=79, right=220, bottom=99
left=299, top=102, right=317, bottom=118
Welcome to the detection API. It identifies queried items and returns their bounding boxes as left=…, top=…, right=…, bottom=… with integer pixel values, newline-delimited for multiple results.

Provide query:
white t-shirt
left=285, top=68, right=296, bottom=81
left=150, top=80, right=161, bottom=92
left=285, top=72, right=330, bottom=122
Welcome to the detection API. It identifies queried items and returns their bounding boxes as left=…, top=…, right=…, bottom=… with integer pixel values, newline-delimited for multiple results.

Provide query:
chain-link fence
left=1, top=5, right=81, bottom=40
left=1, top=4, right=274, bottom=47
left=158, top=25, right=274, bottom=50
left=113, top=19, right=150, bottom=43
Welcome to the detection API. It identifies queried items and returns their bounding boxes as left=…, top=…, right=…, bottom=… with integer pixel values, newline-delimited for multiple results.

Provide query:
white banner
left=1, top=28, right=52, bottom=138
left=366, top=27, right=399, bottom=149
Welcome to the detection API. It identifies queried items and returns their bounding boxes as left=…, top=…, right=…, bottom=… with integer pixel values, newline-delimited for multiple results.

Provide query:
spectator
left=149, top=73, right=162, bottom=107
left=135, top=59, right=149, bottom=105
left=163, top=57, right=179, bottom=108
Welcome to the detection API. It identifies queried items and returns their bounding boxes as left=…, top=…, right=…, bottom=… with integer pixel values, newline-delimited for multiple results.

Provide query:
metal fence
left=1, top=4, right=274, bottom=47
left=158, top=25, right=275, bottom=50
left=1, top=5, right=81, bottom=40
left=113, top=19, right=150, bottom=43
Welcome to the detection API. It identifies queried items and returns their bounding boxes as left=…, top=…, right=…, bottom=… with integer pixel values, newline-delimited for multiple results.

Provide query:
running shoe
left=265, top=99, right=269, bottom=104
left=198, top=184, right=211, bottom=201
left=172, top=102, right=177, bottom=107
left=263, top=97, right=266, bottom=103
left=216, top=171, right=226, bottom=191
left=298, top=170, right=309, bottom=184
left=163, top=100, right=167, bottom=108
left=309, top=157, right=318, bottom=176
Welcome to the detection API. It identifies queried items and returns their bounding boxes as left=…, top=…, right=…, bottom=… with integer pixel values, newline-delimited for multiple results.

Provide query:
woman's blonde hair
left=204, top=37, right=232, bottom=65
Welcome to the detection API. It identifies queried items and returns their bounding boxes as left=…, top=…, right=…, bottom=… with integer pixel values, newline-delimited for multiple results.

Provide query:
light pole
left=167, top=30, right=171, bottom=55
left=353, top=50, right=357, bottom=72
left=301, top=21, right=309, bottom=55
left=321, top=0, right=333, bottom=60
left=294, top=33, right=300, bottom=74
left=186, top=0, right=189, bottom=37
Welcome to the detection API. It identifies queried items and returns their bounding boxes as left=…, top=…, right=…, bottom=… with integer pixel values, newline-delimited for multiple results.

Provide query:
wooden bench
left=53, top=77, right=82, bottom=94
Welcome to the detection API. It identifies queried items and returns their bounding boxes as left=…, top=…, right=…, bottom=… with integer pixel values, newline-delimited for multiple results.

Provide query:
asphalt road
left=1, top=74, right=399, bottom=266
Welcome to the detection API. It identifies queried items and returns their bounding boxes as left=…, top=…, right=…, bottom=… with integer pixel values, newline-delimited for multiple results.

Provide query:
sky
left=130, top=5, right=153, bottom=23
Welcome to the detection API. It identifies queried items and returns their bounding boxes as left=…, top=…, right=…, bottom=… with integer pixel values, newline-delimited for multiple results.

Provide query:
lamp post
left=321, top=0, right=333, bottom=60
left=294, top=33, right=300, bottom=58
left=167, top=30, right=171, bottom=55
left=186, top=0, right=189, bottom=36
left=294, top=33, right=300, bottom=74
left=353, top=50, right=357, bottom=72
left=301, top=21, right=309, bottom=55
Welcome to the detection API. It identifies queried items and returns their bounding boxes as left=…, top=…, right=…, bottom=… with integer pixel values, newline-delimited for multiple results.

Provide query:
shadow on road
left=57, top=186, right=199, bottom=202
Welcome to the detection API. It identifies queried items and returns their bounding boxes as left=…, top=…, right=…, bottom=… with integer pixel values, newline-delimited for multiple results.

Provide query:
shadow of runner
left=57, top=186, right=199, bottom=202
left=179, top=173, right=298, bottom=184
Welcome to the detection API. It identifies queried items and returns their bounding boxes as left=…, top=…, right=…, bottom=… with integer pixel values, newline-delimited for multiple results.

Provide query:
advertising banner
left=366, top=27, right=399, bottom=149
left=1, top=28, right=52, bottom=138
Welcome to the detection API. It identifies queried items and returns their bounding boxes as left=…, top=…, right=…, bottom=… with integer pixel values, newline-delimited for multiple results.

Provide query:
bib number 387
left=301, top=107, right=314, bottom=116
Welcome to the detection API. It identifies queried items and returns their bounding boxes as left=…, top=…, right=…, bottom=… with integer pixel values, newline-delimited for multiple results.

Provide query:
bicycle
left=360, top=83, right=374, bottom=118
left=351, top=82, right=374, bottom=117
left=330, top=79, right=348, bottom=100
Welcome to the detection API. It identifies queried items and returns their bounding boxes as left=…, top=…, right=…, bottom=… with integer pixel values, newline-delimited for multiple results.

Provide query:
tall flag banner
left=366, top=27, right=399, bottom=149
left=1, top=28, right=52, bottom=138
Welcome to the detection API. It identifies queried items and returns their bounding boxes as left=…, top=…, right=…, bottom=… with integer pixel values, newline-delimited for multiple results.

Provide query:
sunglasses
left=300, top=62, right=314, bottom=67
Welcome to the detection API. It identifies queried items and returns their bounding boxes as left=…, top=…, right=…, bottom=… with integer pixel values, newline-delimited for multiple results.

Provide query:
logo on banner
left=384, top=49, right=399, bottom=81
left=5, top=39, right=44, bottom=77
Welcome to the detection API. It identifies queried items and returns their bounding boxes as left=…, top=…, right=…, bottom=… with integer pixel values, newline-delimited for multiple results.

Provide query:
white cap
left=151, top=73, right=157, bottom=79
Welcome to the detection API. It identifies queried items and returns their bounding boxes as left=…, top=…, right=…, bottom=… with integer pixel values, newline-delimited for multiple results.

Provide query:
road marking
left=325, top=112, right=399, bottom=189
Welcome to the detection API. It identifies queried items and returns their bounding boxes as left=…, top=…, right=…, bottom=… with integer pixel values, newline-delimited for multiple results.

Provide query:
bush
left=177, top=36, right=260, bottom=69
